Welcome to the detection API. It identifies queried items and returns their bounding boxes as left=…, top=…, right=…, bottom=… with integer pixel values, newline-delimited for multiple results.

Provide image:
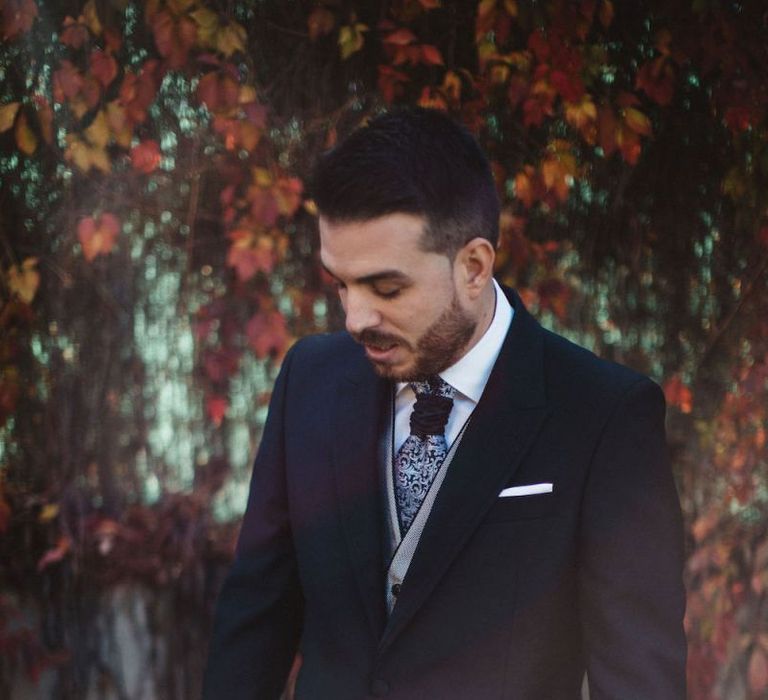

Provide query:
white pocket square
left=498, top=483, right=553, bottom=497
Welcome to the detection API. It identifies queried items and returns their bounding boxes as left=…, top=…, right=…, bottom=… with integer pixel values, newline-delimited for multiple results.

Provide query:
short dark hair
left=312, top=107, right=500, bottom=256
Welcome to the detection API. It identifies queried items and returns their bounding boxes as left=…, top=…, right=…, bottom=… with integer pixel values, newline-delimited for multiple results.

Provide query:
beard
left=353, top=293, right=477, bottom=382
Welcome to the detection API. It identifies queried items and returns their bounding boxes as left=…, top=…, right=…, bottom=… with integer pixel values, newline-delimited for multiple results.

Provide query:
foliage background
left=0, top=0, right=767, bottom=698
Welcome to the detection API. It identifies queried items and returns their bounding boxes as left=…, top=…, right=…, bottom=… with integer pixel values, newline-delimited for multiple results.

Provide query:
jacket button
left=370, top=678, right=390, bottom=696
left=390, top=583, right=401, bottom=597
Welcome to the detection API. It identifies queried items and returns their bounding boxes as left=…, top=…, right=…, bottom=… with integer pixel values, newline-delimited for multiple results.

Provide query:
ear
left=454, top=237, right=496, bottom=300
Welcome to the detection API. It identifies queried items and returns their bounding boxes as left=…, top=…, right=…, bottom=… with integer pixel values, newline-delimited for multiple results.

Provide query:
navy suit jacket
left=203, top=288, right=687, bottom=699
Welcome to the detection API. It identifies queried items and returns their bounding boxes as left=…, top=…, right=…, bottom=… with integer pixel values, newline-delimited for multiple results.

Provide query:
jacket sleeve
left=578, top=378, right=687, bottom=699
left=202, top=343, right=304, bottom=700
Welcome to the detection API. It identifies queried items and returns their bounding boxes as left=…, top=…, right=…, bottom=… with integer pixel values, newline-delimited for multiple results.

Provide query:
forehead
left=319, top=213, right=440, bottom=277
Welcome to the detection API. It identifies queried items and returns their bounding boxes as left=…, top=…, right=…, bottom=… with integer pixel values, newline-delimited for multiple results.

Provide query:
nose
left=344, top=290, right=381, bottom=335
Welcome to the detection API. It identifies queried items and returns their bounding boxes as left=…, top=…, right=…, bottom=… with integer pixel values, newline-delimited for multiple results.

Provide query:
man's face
left=319, top=213, right=476, bottom=381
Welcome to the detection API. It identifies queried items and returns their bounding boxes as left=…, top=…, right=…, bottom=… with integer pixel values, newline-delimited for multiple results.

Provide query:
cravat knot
left=409, top=377, right=455, bottom=438
left=394, top=375, right=456, bottom=535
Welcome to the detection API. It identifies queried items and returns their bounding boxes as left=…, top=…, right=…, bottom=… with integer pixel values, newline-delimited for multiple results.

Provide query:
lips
left=363, top=343, right=399, bottom=362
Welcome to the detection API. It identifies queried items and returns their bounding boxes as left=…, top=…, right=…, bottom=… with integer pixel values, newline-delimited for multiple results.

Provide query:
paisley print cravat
left=394, top=376, right=456, bottom=536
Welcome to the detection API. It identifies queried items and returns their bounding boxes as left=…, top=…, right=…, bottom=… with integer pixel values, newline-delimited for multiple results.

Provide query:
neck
left=462, top=281, right=496, bottom=357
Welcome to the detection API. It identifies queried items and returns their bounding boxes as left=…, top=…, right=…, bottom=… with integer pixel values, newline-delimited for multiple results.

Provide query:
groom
left=203, top=107, right=687, bottom=699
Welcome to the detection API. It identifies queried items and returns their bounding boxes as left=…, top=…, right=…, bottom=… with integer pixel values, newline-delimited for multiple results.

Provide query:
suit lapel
left=332, top=349, right=389, bottom=641
left=379, top=290, right=549, bottom=653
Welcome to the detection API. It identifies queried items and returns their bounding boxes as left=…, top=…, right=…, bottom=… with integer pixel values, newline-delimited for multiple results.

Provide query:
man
left=203, top=108, right=687, bottom=699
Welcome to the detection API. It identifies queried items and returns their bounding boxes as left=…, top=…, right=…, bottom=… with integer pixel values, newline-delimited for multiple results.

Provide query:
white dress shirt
left=394, top=279, right=514, bottom=452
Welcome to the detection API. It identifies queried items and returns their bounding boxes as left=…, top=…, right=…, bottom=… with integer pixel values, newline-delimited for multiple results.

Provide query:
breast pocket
left=483, top=491, right=558, bottom=522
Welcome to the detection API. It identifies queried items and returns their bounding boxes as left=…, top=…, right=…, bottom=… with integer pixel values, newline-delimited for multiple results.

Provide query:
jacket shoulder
left=539, top=326, right=660, bottom=409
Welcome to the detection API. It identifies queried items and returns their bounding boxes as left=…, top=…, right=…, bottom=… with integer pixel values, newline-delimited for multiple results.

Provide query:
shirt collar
left=396, top=279, right=514, bottom=403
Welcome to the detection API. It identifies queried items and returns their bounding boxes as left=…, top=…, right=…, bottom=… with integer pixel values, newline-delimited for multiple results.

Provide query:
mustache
left=352, top=329, right=409, bottom=350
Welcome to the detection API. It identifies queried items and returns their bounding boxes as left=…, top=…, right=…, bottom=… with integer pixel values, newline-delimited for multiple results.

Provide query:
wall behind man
left=1, top=1, right=766, bottom=698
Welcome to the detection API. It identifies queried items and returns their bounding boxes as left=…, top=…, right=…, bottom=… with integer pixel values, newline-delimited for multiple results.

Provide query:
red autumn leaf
left=663, top=374, right=693, bottom=414
left=383, top=27, right=417, bottom=46
left=60, top=16, right=89, bottom=48
left=37, top=535, right=72, bottom=571
left=635, top=57, right=675, bottom=106
left=226, top=230, right=275, bottom=281
left=527, top=29, right=550, bottom=63
left=89, top=49, right=118, bottom=88
left=550, top=69, right=584, bottom=103
left=723, top=105, right=754, bottom=134
left=307, top=7, right=335, bottom=41
left=119, top=60, right=161, bottom=126
left=274, top=177, right=303, bottom=217
left=420, top=44, right=444, bottom=66
left=246, top=310, right=289, bottom=358
left=151, top=10, right=197, bottom=69
left=77, top=212, right=121, bottom=262
left=196, top=71, right=240, bottom=114
left=206, top=395, right=228, bottom=427
left=523, top=88, right=555, bottom=127
left=249, top=189, right=280, bottom=227
left=617, top=127, right=642, bottom=165
left=2, top=0, right=38, bottom=40
left=757, top=226, right=768, bottom=248
left=53, top=60, right=84, bottom=103
left=537, top=278, right=571, bottom=320
left=130, top=139, right=161, bottom=174
left=203, top=348, right=241, bottom=382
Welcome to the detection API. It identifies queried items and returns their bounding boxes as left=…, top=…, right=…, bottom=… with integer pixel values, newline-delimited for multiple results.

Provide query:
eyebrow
left=321, top=262, right=412, bottom=286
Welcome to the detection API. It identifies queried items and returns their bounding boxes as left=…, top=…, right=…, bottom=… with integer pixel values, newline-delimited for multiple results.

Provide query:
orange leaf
left=307, top=7, right=335, bottom=41
left=623, top=107, right=652, bottom=136
left=0, top=102, right=20, bottom=133
left=77, top=213, right=121, bottom=262
left=7, top=257, right=40, bottom=304
left=663, top=375, right=693, bottom=414
left=14, top=111, right=37, bottom=155
left=514, top=167, right=537, bottom=209
left=130, top=139, right=161, bottom=174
